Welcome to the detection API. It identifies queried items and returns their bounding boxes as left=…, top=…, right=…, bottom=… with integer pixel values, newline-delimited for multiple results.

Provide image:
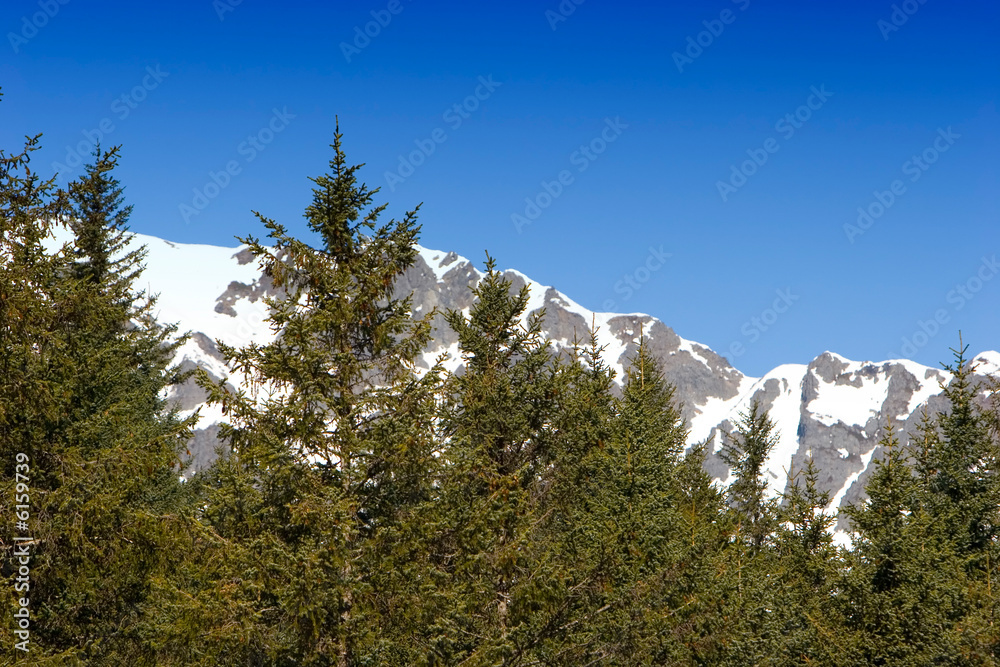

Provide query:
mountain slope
left=116, top=232, right=996, bottom=523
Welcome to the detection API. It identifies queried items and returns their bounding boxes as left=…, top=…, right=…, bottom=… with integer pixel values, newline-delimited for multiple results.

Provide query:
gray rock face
left=158, top=237, right=996, bottom=528
left=170, top=334, right=223, bottom=411
left=213, top=272, right=279, bottom=316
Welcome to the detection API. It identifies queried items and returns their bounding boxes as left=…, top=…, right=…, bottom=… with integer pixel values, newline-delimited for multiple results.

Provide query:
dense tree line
left=2, top=100, right=1000, bottom=664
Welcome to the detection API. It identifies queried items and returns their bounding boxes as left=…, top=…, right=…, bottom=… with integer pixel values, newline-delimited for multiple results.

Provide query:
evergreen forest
left=3, top=97, right=1000, bottom=665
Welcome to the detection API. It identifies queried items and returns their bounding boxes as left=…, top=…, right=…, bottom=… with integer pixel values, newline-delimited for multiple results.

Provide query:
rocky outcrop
left=139, top=233, right=995, bottom=526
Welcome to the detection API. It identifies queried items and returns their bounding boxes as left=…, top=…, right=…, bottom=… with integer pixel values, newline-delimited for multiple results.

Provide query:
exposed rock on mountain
left=127, top=233, right=996, bottom=524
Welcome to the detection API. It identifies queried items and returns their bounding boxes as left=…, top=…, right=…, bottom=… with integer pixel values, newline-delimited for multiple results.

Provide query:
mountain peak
left=51, top=228, right=995, bottom=525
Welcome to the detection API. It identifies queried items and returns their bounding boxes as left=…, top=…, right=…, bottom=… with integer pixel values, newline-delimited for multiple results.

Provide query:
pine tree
left=913, top=343, right=1000, bottom=660
left=1, top=140, right=196, bottom=664
left=716, top=399, right=782, bottom=665
left=843, top=421, right=970, bottom=664
left=174, top=125, right=438, bottom=665
left=721, top=399, right=779, bottom=550
left=974, top=361, right=1000, bottom=658
left=668, top=440, right=733, bottom=663
left=779, top=460, right=836, bottom=570
left=0, top=91, right=66, bottom=663
left=768, top=459, right=850, bottom=664
left=917, top=343, right=999, bottom=564
left=585, top=334, right=693, bottom=663
left=520, top=327, right=619, bottom=664
left=422, top=256, right=564, bottom=663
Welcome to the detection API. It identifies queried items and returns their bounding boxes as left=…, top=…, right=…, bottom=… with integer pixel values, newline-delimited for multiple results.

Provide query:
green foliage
left=721, top=398, right=779, bottom=550
left=1, top=141, right=195, bottom=665
left=843, top=350, right=1000, bottom=665
left=172, top=125, right=439, bottom=666
left=767, top=460, right=848, bottom=665
left=582, top=336, right=695, bottom=663
left=5, top=104, right=1000, bottom=665
left=420, top=258, right=566, bottom=663
left=919, top=344, right=1000, bottom=562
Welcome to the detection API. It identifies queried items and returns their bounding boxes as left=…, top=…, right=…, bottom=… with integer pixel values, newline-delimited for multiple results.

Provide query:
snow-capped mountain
left=121, top=232, right=997, bottom=525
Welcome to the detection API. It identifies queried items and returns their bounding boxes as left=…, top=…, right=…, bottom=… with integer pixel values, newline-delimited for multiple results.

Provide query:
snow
left=676, top=336, right=697, bottom=356
left=180, top=399, right=226, bottom=427
left=827, top=441, right=879, bottom=514
left=760, top=365, right=808, bottom=496
left=135, top=234, right=263, bottom=340
left=40, top=225, right=1000, bottom=515
left=676, top=336, right=720, bottom=369
left=692, top=365, right=806, bottom=496
left=417, top=341, right=462, bottom=378
left=688, top=396, right=734, bottom=445
left=174, top=337, right=230, bottom=379
left=43, top=227, right=273, bottom=351
left=549, top=289, right=596, bottom=326
left=415, top=244, right=466, bottom=282
left=886, top=358, right=947, bottom=417
left=974, top=351, right=1000, bottom=377
left=832, top=531, right=853, bottom=549
left=821, top=350, right=853, bottom=364
left=808, top=370, right=889, bottom=428
left=224, top=295, right=275, bottom=347
left=506, top=269, right=549, bottom=316
left=687, top=374, right=759, bottom=445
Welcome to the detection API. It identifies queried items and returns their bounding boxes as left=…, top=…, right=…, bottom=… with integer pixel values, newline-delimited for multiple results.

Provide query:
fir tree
left=844, top=421, right=970, bottom=664
left=587, top=334, right=692, bottom=663
left=668, top=441, right=732, bottom=663
left=716, top=399, right=781, bottom=665
left=768, top=459, right=849, bottom=665
left=917, top=343, right=999, bottom=565
left=178, top=124, right=437, bottom=666
left=1, top=140, right=195, bottom=663
left=519, top=326, right=619, bottom=664
left=0, top=91, right=66, bottom=663
left=914, top=342, right=1000, bottom=660
left=721, top=398, right=779, bottom=550
left=424, top=256, right=564, bottom=663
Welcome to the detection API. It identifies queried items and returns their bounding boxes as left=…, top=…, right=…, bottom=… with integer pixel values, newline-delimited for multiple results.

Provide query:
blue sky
left=2, top=0, right=997, bottom=376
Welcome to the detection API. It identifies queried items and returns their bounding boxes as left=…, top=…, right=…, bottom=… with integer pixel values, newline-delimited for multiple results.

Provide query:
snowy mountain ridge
left=97, top=231, right=997, bottom=526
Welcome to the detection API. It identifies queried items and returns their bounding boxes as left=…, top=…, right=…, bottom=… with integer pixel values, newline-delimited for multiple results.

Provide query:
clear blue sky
left=2, top=0, right=997, bottom=376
